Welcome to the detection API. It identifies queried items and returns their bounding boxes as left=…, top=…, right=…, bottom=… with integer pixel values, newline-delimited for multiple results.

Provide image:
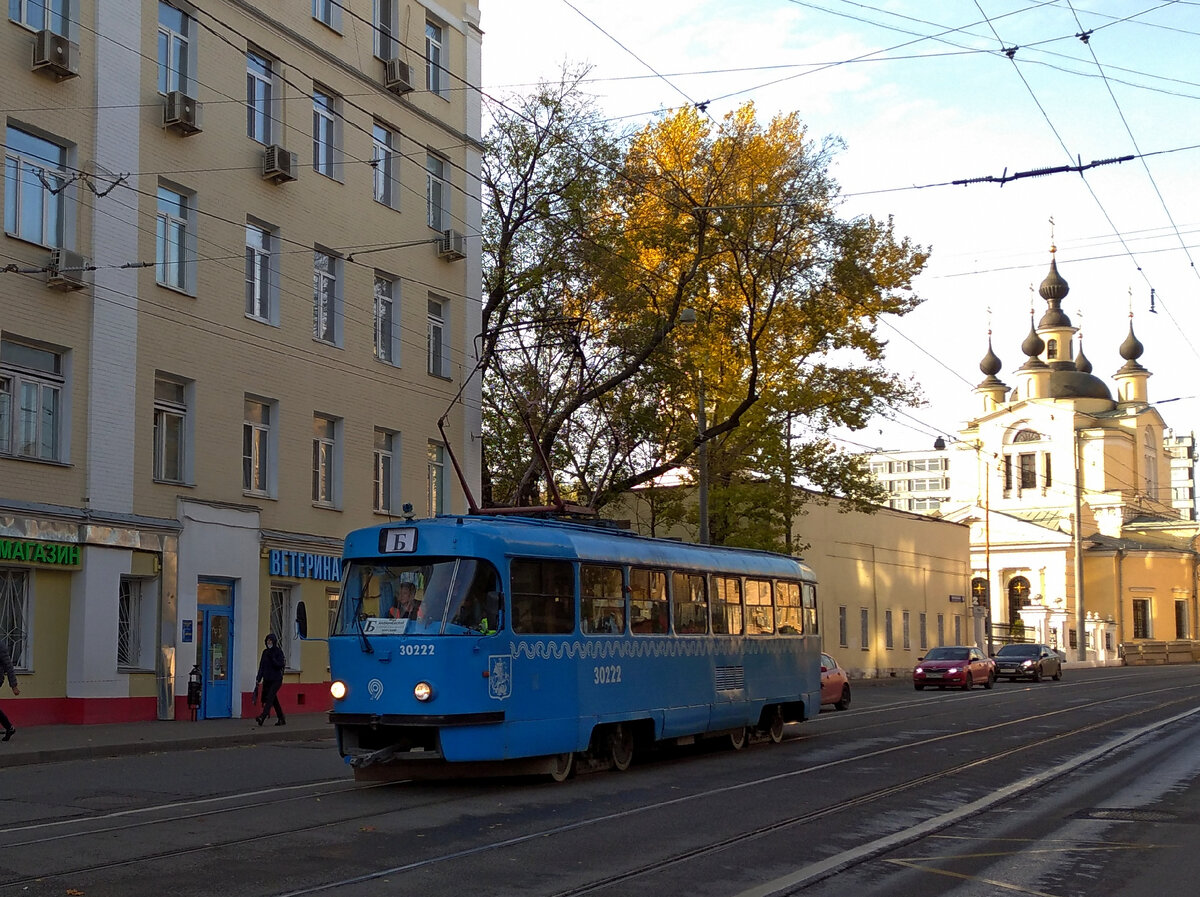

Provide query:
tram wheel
left=548, top=752, right=575, bottom=783
left=608, top=724, right=634, bottom=772
left=764, top=707, right=785, bottom=744
left=728, top=726, right=749, bottom=751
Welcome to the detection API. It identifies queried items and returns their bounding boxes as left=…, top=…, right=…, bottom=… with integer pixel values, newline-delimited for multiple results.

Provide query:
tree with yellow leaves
left=482, top=84, right=927, bottom=545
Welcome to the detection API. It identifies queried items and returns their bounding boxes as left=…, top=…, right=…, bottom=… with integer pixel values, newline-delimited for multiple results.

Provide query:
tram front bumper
left=331, top=711, right=506, bottom=768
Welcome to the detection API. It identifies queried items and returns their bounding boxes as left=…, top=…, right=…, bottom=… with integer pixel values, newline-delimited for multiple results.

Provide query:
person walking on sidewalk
left=0, top=638, right=19, bottom=741
left=254, top=633, right=287, bottom=726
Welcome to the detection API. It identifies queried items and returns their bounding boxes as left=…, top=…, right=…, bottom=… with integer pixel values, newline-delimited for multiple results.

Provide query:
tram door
left=197, top=581, right=234, bottom=719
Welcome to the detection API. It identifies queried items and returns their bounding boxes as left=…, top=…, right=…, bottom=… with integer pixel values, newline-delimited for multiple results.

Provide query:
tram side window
left=802, top=583, right=818, bottom=635
left=510, top=559, right=575, bottom=634
left=672, top=572, right=708, bottom=634
left=777, top=582, right=803, bottom=634
left=745, top=579, right=774, bottom=635
left=581, top=564, right=624, bottom=634
left=712, top=576, right=743, bottom=635
left=629, top=567, right=668, bottom=634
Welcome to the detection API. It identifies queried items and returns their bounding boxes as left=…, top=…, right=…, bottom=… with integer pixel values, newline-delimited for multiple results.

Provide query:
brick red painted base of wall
left=4, top=683, right=331, bottom=726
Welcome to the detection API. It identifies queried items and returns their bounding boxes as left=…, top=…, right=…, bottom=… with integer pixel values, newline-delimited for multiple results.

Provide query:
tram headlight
left=413, top=681, right=434, bottom=702
left=330, top=680, right=348, bottom=700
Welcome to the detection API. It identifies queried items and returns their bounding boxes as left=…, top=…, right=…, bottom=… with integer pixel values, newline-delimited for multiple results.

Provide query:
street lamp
left=679, top=308, right=710, bottom=544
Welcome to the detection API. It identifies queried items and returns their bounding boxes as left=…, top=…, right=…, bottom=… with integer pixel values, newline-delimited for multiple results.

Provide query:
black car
left=993, top=643, right=1063, bottom=682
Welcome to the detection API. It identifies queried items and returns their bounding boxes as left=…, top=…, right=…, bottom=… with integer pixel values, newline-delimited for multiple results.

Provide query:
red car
left=820, top=652, right=852, bottom=710
left=913, top=645, right=995, bottom=691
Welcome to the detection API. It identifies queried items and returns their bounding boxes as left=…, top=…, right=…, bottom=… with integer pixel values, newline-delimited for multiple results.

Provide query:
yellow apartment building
left=1, top=1, right=483, bottom=724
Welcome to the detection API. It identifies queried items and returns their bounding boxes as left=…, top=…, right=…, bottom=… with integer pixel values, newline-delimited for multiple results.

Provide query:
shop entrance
left=197, top=580, right=234, bottom=719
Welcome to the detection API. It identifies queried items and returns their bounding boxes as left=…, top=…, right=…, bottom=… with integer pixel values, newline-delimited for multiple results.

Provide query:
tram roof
left=343, top=514, right=816, bottom=581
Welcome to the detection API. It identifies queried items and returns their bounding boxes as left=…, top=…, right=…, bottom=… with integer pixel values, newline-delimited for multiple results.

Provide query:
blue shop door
left=200, top=607, right=234, bottom=719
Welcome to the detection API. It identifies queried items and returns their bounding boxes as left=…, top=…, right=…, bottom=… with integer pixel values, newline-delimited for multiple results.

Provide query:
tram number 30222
left=594, top=664, right=623, bottom=685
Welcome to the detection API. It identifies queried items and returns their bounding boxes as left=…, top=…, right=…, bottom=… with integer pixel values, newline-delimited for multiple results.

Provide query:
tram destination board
left=380, top=527, right=418, bottom=553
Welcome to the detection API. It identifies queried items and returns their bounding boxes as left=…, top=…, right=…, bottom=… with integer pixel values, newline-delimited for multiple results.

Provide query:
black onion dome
left=1075, top=345, right=1093, bottom=373
left=1037, top=259, right=1072, bottom=328
left=1021, top=322, right=1046, bottom=358
left=980, top=338, right=1002, bottom=377
left=1119, top=324, right=1144, bottom=361
left=1039, top=257, right=1070, bottom=302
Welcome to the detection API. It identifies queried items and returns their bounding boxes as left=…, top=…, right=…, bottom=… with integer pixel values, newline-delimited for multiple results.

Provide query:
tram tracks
left=3, top=679, right=1197, bottom=895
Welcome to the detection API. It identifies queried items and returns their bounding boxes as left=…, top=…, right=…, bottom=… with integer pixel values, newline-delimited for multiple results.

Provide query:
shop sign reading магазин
left=0, top=538, right=81, bottom=567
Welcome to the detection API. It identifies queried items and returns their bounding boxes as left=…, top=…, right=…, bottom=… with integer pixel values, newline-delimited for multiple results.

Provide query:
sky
left=478, top=1, right=1200, bottom=452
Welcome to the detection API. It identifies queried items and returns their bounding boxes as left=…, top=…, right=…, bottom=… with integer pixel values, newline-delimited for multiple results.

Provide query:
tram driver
left=388, top=581, right=420, bottom=620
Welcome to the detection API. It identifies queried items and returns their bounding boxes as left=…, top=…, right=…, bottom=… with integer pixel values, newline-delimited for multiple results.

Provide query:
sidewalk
left=0, top=712, right=333, bottom=769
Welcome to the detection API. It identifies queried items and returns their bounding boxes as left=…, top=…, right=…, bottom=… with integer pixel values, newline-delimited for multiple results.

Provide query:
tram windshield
left=332, top=558, right=501, bottom=636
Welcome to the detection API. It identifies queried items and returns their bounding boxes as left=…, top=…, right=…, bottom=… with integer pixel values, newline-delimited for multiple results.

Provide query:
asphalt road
left=1, top=665, right=1198, bottom=897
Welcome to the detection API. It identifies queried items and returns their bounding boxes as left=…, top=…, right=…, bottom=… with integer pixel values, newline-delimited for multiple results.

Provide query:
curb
left=1, top=725, right=334, bottom=769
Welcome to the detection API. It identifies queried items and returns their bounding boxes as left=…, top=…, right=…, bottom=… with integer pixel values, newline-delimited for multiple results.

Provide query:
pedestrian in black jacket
left=254, top=633, right=287, bottom=726
left=0, top=639, right=19, bottom=741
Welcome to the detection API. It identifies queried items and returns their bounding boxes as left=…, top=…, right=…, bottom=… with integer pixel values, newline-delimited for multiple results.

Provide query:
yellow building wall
left=28, top=568, right=72, bottom=699
left=615, top=491, right=972, bottom=678
left=1088, top=550, right=1197, bottom=643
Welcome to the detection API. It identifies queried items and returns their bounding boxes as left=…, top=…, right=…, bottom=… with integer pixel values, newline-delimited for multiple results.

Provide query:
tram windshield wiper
left=353, top=601, right=374, bottom=654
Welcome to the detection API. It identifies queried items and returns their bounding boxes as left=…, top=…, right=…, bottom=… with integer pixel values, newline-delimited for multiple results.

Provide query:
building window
left=312, top=0, right=340, bottom=30
left=1044, top=452, right=1052, bottom=488
left=312, top=89, right=339, bottom=179
left=954, top=613, right=962, bottom=645
left=153, top=374, right=187, bottom=483
left=838, top=605, right=847, bottom=648
left=326, top=587, right=339, bottom=640
left=910, top=497, right=941, bottom=511
left=245, top=221, right=278, bottom=323
left=1018, top=452, right=1037, bottom=489
left=156, top=185, right=192, bottom=292
left=10, top=0, right=69, bottom=34
left=312, top=414, right=339, bottom=506
left=425, top=19, right=446, bottom=97
left=157, top=2, right=191, bottom=95
left=270, top=585, right=294, bottom=667
left=374, top=0, right=398, bottom=59
left=427, top=296, right=446, bottom=377
left=426, top=153, right=447, bottom=230
left=374, top=274, right=398, bottom=363
left=883, top=609, right=894, bottom=649
left=859, top=607, right=869, bottom=650
left=0, top=337, right=63, bottom=461
left=1132, top=598, right=1151, bottom=639
left=372, top=123, right=400, bottom=209
left=1046, top=338, right=1058, bottom=360
left=902, top=610, right=911, bottom=650
left=1176, top=599, right=1189, bottom=639
left=246, top=50, right=274, bottom=144
left=910, top=477, right=944, bottom=492
left=919, top=611, right=928, bottom=650
left=936, top=613, right=945, bottom=646
left=5, top=126, right=67, bottom=248
left=374, top=428, right=396, bottom=513
left=427, top=442, right=445, bottom=516
left=0, top=568, right=29, bottom=671
left=1003, top=455, right=1012, bottom=492
left=313, top=249, right=341, bottom=345
left=117, top=577, right=143, bottom=669
left=242, top=397, right=273, bottom=495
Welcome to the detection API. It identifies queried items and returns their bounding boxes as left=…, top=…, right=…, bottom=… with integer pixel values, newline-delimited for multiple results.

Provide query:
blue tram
left=300, top=514, right=821, bottom=780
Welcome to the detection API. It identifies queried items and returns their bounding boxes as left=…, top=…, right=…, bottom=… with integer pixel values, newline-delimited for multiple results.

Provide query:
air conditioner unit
left=384, top=58, right=413, bottom=94
left=438, top=229, right=466, bottom=261
left=46, top=248, right=88, bottom=291
left=32, top=29, right=79, bottom=80
left=262, top=145, right=297, bottom=184
left=163, top=90, right=202, bottom=136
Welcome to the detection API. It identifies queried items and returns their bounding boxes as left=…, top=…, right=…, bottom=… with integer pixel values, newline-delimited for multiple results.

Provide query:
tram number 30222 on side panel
left=594, top=664, right=623, bottom=684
